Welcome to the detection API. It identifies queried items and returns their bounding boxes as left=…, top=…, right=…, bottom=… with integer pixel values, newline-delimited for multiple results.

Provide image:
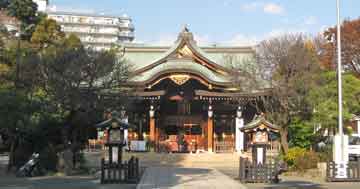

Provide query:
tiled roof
left=241, top=115, right=279, bottom=132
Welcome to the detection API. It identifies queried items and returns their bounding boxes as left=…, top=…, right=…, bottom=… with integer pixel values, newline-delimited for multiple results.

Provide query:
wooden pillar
left=207, top=117, right=213, bottom=152
left=149, top=117, right=155, bottom=142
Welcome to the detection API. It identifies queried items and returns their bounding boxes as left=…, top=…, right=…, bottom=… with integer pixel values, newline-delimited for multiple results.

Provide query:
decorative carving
left=169, top=74, right=190, bottom=85
left=176, top=44, right=193, bottom=58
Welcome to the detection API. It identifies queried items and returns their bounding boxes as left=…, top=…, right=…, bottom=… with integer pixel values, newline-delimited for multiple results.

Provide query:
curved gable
left=127, top=27, right=237, bottom=88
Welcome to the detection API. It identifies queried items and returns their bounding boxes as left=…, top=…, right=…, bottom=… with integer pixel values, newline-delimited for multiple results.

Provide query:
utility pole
left=334, top=0, right=349, bottom=179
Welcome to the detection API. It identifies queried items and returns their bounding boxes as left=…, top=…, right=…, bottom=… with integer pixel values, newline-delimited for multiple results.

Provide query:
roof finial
left=182, top=24, right=189, bottom=32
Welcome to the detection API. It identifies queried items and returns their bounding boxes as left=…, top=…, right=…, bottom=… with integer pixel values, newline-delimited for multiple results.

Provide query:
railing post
left=101, top=158, right=105, bottom=184
left=358, top=159, right=360, bottom=179
left=326, top=161, right=329, bottom=181
left=239, top=157, right=243, bottom=181
left=129, top=157, right=133, bottom=179
left=333, top=161, right=336, bottom=180
left=124, top=160, right=128, bottom=181
left=136, top=157, right=139, bottom=180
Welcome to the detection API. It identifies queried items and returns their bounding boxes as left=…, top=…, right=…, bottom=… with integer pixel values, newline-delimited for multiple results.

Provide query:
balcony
left=118, top=32, right=135, bottom=38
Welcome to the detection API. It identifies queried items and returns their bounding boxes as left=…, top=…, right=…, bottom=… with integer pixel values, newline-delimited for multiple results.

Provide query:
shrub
left=39, top=144, right=58, bottom=171
left=284, top=147, right=306, bottom=167
left=294, top=150, right=319, bottom=172
left=284, top=147, right=320, bottom=172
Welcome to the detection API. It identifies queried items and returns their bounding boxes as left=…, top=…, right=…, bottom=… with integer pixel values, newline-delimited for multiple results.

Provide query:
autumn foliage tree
left=322, top=18, right=360, bottom=76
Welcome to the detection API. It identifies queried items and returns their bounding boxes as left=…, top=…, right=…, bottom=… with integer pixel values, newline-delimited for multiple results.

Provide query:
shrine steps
left=84, top=151, right=244, bottom=169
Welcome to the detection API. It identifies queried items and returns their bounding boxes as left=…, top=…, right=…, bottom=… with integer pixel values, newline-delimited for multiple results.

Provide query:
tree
left=5, top=0, right=45, bottom=39
left=253, top=35, right=321, bottom=154
left=308, top=72, right=360, bottom=132
left=31, top=18, right=65, bottom=49
left=39, top=36, right=130, bottom=147
left=322, top=18, right=360, bottom=76
left=0, top=0, right=9, bottom=9
left=6, top=0, right=37, bottom=25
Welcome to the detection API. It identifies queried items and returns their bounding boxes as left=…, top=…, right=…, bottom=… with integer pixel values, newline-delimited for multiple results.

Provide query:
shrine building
left=101, top=27, right=275, bottom=153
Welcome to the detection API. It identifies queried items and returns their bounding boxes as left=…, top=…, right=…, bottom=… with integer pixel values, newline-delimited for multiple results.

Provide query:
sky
left=50, top=0, right=360, bottom=46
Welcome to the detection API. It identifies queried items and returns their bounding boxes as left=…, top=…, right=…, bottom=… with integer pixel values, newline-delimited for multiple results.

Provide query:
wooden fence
left=215, top=141, right=234, bottom=153
left=327, top=160, right=360, bottom=182
left=239, top=157, right=283, bottom=183
left=101, top=156, right=140, bottom=184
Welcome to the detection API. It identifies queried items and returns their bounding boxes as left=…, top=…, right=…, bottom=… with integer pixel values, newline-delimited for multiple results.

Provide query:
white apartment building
left=35, top=0, right=135, bottom=50
left=47, top=11, right=135, bottom=50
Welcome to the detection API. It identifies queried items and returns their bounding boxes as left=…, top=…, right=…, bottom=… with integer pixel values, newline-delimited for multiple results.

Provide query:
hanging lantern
left=149, top=105, right=155, bottom=118
left=237, top=106, right=242, bottom=118
left=208, top=105, right=213, bottom=118
left=120, top=106, right=126, bottom=118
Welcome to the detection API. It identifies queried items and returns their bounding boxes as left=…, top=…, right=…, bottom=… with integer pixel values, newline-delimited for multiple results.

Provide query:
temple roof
left=123, top=27, right=256, bottom=88
left=95, top=117, right=130, bottom=129
left=241, top=115, right=279, bottom=133
left=129, top=59, right=232, bottom=85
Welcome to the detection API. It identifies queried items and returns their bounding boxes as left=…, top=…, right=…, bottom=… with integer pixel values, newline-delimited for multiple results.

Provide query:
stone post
left=235, top=106, right=244, bottom=152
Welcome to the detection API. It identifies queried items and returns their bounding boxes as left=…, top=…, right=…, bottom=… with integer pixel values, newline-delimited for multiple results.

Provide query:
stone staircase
left=84, top=151, right=246, bottom=179
left=85, top=151, right=243, bottom=168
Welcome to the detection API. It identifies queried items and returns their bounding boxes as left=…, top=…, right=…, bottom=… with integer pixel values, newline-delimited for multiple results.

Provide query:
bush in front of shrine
left=284, top=147, right=320, bottom=172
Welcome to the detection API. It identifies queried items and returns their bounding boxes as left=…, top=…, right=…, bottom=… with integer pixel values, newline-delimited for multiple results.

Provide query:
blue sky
left=50, top=0, right=360, bottom=46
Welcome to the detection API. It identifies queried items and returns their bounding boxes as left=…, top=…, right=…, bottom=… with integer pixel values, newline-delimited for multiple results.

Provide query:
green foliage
left=0, top=10, right=129, bottom=172
left=6, top=0, right=37, bottom=25
left=288, top=118, right=314, bottom=148
left=0, top=0, right=9, bottom=9
left=4, top=0, right=46, bottom=40
left=308, top=71, right=360, bottom=130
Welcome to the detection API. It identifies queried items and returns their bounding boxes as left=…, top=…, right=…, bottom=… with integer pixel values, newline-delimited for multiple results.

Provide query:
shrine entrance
left=155, top=78, right=208, bottom=152
left=99, top=27, right=271, bottom=154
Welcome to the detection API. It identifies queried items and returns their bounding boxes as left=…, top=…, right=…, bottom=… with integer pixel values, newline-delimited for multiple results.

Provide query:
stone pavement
left=0, top=175, right=137, bottom=189
left=137, top=166, right=247, bottom=189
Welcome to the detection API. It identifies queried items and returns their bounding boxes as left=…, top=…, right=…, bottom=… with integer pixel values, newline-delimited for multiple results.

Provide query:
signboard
left=254, top=131, right=268, bottom=143
left=109, top=130, right=121, bottom=142
left=130, top=141, right=146, bottom=151
left=257, top=147, right=264, bottom=164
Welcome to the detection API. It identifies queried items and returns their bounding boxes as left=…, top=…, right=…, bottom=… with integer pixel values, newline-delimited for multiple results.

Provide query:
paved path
left=137, top=166, right=247, bottom=189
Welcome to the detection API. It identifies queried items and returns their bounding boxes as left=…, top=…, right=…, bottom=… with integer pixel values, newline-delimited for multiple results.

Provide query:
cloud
left=223, top=28, right=308, bottom=46
left=240, top=2, right=284, bottom=15
left=304, top=16, right=318, bottom=25
left=263, top=3, right=284, bottom=14
left=224, top=34, right=259, bottom=46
